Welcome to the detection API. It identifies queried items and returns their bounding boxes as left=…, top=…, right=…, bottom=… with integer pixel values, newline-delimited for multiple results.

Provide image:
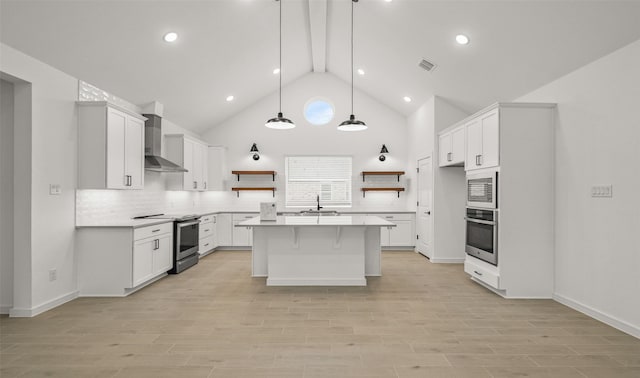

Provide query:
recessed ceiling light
left=226, top=95, right=234, bottom=102
left=455, top=34, right=469, bottom=45
left=357, top=68, right=365, bottom=76
left=403, top=96, right=412, bottom=103
left=273, top=68, right=280, bottom=74
left=385, top=0, right=393, bottom=2
left=163, top=32, right=178, bottom=43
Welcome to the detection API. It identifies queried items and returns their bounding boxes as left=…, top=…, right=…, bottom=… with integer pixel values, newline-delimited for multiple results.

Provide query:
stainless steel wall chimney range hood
left=143, top=114, right=188, bottom=172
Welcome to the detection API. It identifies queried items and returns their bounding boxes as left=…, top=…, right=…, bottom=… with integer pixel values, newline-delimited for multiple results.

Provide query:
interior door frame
left=416, top=156, right=433, bottom=258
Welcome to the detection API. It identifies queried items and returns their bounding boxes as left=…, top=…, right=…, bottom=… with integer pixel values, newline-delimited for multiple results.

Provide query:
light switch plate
left=49, top=184, right=62, bottom=195
left=591, top=185, right=613, bottom=198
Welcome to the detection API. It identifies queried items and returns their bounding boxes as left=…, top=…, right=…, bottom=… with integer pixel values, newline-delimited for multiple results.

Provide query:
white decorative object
left=260, top=202, right=277, bottom=221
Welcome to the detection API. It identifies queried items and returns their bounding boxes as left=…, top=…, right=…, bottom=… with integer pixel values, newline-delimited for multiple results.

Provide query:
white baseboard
left=9, top=291, right=78, bottom=317
left=553, top=293, right=640, bottom=339
left=431, top=258, right=465, bottom=264
left=267, top=278, right=367, bottom=286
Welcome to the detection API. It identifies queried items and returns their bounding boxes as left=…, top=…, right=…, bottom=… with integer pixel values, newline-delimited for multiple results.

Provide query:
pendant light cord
left=279, top=0, right=283, bottom=114
left=350, top=0, right=354, bottom=115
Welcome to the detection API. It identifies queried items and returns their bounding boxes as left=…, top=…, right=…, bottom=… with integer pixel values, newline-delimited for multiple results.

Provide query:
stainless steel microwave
left=467, top=170, right=498, bottom=209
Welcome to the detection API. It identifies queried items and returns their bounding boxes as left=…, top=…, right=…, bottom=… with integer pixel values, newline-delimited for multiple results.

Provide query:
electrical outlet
left=591, top=185, right=613, bottom=198
left=49, top=184, right=62, bottom=195
left=49, top=269, right=57, bottom=282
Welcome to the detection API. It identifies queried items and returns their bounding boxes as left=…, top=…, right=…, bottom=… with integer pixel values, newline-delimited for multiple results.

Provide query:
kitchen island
left=238, top=215, right=395, bottom=286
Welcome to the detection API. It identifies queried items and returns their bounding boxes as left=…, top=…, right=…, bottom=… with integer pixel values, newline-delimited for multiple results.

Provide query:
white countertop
left=238, top=215, right=396, bottom=227
left=76, top=218, right=173, bottom=229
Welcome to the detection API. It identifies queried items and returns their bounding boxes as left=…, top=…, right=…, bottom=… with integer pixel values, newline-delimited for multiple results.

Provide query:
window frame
left=284, top=155, right=353, bottom=208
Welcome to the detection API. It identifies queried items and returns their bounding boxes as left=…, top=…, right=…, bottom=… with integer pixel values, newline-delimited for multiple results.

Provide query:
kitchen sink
left=298, top=210, right=340, bottom=216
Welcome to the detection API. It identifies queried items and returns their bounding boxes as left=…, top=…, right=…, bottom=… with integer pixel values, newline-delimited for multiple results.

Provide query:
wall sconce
left=250, top=143, right=260, bottom=160
left=379, top=144, right=389, bottom=161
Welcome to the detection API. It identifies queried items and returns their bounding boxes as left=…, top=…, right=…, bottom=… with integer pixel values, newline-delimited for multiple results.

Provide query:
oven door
left=465, top=217, right=498, bottom=266
left=175, top=220, right=200, bottom=260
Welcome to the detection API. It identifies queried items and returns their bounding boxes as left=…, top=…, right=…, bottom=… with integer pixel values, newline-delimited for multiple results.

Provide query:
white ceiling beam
left=308, top=0, right=327, bottom=72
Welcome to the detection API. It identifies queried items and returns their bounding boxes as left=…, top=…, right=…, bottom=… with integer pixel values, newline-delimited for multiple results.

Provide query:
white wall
left=517, top=39, right=640, bottom=336
left=406, top=97, right=468, bottom=262
left=0, top=79, right=15, bottom=312
left=1, top=43, right=78, bottom=315
left=202, top=72, right=410, bottom=212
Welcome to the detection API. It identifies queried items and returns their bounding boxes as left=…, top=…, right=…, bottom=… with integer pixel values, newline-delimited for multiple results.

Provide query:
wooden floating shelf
left=231, top=170, right=276, bottom=181
left=361, top=171, right=405, bottom=182
left=361, top=187, right=405, bottom=198
left=231, top=187, right=276, bottom=197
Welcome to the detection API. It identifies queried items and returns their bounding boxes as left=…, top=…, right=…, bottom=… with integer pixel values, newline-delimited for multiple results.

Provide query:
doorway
left=0, top=78, right=15, bottom=312
left=416, top=157, right=433, bottom=258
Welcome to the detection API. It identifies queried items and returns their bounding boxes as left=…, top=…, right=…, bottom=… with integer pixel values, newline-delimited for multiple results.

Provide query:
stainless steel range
left=133, top=214, right=200, bottom=273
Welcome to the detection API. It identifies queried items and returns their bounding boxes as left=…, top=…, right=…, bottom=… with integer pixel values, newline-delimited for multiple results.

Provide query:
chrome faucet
left=317, top=194, right=323, bottom=211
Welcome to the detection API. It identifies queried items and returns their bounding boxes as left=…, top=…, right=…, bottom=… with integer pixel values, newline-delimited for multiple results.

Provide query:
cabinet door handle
left=152, top=229, right=161, bottom=233
left=153, top=239, right=159, bottom=250
left=204, top=243, right=209, bottom=247
left=473, top=270, right=483, bottom=276
left=193, top=181, right=197, bottom=189
left=447, top=152, right=452, bottom=162
left=385, top=216, right=393, bottom=219
left=204, top=182, right=207, bottom=189
left=204, top=229, right=210, bottom=232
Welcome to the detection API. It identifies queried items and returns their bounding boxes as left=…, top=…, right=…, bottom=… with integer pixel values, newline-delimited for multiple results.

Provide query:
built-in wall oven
left=465, top=207, right=498, bottom=266
left=467, top=170, right=498, bottom=209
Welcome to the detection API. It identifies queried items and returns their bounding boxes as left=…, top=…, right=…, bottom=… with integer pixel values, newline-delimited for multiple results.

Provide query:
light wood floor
left=1, top=251, right=638, bottom=378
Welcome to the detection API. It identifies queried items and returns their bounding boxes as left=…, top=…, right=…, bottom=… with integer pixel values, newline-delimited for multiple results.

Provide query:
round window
left=304, top=98, right=335, bottom=126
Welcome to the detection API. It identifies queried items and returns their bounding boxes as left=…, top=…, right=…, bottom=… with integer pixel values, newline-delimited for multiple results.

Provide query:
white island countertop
left=238, top=215, right=396, bottom=227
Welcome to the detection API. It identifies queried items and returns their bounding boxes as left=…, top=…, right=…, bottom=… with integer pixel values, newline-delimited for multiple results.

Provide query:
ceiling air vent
left=419, top=58, right=437, bottom=72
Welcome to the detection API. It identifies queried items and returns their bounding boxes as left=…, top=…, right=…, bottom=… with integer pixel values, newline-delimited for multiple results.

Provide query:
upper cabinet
left=78, top=102, right=145, bottom=190
left=165, top=134, right=209, bottom=191
left=465, top=108, right=499, bottom=171
left=438, top=126, right=465, bottom=167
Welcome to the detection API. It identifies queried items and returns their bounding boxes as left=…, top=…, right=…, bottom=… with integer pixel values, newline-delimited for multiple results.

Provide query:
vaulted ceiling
left=2, top=0, right=640, bottom=134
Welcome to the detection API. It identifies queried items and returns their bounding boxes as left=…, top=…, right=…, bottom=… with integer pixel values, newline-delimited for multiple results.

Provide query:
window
left=285, top=156, right=352, bottom=207
left=304, top=98, right=334, bottom=125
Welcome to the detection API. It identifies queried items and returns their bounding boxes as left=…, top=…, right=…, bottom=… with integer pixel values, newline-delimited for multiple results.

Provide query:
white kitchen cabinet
left=371, top=213, right=415, bottom=248
left=198, top=214, right=217, bottom=256
left=216, top=213, right=233, bottom=246
left=232, top=213, right=258, bottom=246
left=450, top=102, right=556, bottom=297
left=207, top=146, right=226, bottom=191
left=78, top=101, right=145, bottom=189
left=77, top=222, right=173, bottom=296
left=133, top=232, right=172, bottom=287
left=165, top=134, right=209, bottom=191
left=438, top=126, right=465, bottom=167
left=465, top=108, right=499, bottom=171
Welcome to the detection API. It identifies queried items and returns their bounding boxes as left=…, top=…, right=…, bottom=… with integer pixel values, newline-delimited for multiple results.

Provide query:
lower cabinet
left=198, top=214, right=217, bottom=256
left=77, top=222, right=173, bottom=296
left=372, top=213, right=415, bottom=247
left=232, top=213, right=258, bottom=246
left=133, top=232, right=172, bottom=287
left=216, top=213, right=233, bottom=246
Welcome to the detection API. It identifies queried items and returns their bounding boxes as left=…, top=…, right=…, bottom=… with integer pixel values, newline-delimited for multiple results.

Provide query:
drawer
left=134, top=222, right=173, bottom=241
left=464, top=259, right=501, bottom=289
left=199, top=236, right=214, bottom=255
left=373, top=213, right=414, bottom=221
left=200, top=214, right=214, bottom=224
left=199, top=222, right=214, bottom=239
left=232, top=213, right=259, bottom=221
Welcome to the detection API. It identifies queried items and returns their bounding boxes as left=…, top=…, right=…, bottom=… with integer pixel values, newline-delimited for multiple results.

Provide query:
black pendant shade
left=338, top=0, right=367, bottom=132
left=265, top=0, right=295, bottom=130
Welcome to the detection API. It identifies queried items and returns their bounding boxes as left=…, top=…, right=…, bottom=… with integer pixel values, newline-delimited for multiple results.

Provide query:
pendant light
left=338, top=0, right=367, bottom=132
left=265, top=0, right=295, bottom=129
